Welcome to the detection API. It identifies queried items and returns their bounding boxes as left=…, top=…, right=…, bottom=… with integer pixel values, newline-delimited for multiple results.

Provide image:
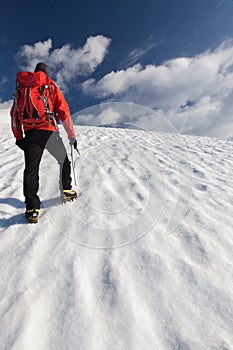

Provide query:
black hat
left=34, top=62, right=51, bottom=77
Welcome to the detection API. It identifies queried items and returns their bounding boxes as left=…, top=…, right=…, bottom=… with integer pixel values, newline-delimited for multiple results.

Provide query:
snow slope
left=1, top=120, right=233, bottom=350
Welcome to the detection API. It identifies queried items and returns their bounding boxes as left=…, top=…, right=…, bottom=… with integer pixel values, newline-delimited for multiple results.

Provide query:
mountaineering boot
left=25, top=209, right=40, bottom=223
left=62, top=189, right=78, bottom=203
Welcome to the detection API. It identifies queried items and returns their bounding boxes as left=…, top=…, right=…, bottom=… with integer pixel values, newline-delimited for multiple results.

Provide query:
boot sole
left=62, top=195, right=78, bottom=204
left=27, top=217, right=39, bottom=223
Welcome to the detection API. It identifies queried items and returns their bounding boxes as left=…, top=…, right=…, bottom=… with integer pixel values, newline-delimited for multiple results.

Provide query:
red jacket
left=10, top=71, right=76, bottom=140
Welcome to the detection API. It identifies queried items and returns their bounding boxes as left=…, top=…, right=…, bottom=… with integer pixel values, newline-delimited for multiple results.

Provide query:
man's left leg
left=24, top=142, right=44, bottom=210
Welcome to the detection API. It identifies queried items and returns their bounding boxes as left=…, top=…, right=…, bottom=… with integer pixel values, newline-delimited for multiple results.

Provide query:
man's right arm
left=53, top=84, right=76, bottom=140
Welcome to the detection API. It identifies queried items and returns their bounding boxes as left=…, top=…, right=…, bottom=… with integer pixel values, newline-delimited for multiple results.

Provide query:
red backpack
left=13, top=71, right=57, bottom=128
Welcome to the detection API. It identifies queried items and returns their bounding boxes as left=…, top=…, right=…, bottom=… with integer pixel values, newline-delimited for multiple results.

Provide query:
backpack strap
left=39, top=84, right=57, bottom=129
left=47, top=85, right=59, bottom=128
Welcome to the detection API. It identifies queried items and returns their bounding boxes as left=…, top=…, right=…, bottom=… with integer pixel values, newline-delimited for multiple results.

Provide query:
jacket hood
left=17, top=71, right=50, bottom=87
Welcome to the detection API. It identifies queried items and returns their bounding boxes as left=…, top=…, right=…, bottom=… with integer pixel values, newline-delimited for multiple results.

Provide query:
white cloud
left=75, top=106, right=121, bottom=126
left=97, top=108, right=121, bottom=125
left=17, top=39, right=53, bottom=65
left=72, top=102, right=178, bottom=134
left=0, top=99, right=12, bottom=123
left=0, top=75, right=13, bottom=114
left=0, top=106, right=11, bottom=125
left=16, top=36, right=111, bottom=92
left=0, top=99, right=13, bottom=109
left=120, top=42, right=156, bottom=67
left=82, top=40, right=233, bottom=138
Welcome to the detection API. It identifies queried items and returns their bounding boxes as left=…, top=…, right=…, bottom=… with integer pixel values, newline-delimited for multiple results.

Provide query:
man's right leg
left=24, top=142, right=44, bottom=210
left=46, top=132, right=77, bottom=202
left=45, top=132, right=72, bottom=191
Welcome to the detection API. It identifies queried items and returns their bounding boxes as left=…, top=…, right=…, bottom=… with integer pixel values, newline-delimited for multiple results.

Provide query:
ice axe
left=74, top=144, right=80, bottom=155
left=70, top=138, right=80, bottom=186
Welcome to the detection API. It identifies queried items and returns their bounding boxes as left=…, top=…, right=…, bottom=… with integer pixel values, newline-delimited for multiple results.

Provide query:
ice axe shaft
left=71, top=145, right=77, bottom=186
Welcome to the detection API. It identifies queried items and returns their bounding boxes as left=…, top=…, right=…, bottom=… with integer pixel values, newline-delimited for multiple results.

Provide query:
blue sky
left=1, top=0, right=233, bottom=136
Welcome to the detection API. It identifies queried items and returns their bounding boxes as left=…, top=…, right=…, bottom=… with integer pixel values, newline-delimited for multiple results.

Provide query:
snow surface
left=1, top=119, right=233, bottom=350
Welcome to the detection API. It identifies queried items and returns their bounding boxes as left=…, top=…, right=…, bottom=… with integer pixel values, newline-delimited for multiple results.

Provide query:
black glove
left=16, top=138, right=26, bottom=150
left=69, top=137, right=77, bottom=149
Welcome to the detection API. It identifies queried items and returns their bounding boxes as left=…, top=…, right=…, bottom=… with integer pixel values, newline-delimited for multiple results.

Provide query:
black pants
left=23, top=130, right=72, bottom=210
